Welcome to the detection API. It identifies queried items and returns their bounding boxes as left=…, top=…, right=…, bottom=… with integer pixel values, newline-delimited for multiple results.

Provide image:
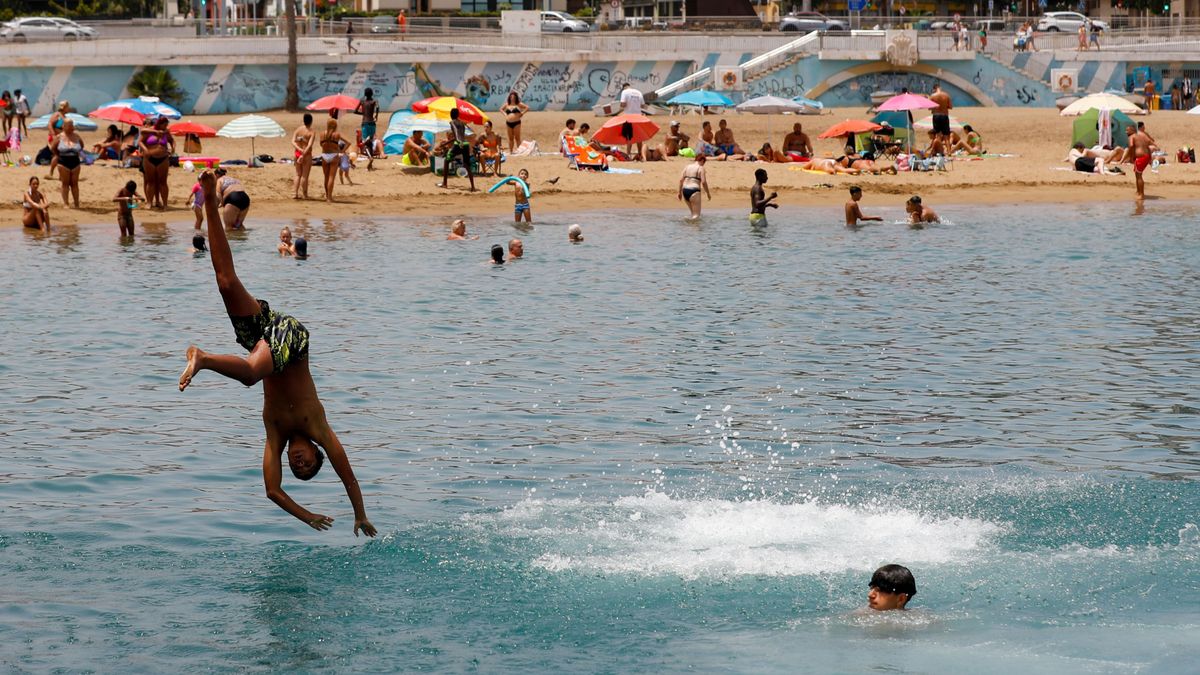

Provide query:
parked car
left=780, top=12, right=847, bottom=32
left=370, top=15, right=399, bottom=34
left=0, top=17, right=97, bottom=42
left=974, top=19, right=1012, bottom=33
left=541, top=11, right=590, bottom=33
left=1036, top=12, right=1108, bottom=32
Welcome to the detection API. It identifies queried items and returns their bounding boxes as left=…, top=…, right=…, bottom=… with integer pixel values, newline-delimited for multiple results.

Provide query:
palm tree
left=285, top=0, right=299, bottom=111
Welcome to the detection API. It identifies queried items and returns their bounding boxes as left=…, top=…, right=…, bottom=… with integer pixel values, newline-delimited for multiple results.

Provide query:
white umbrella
left=1188, top=104, right=1200, bottom=115
left=735, top=95, right=810, bottom=114
left=217, top=114, right=286, bottom=163
left=1061, top=93, right=1144, bottom=116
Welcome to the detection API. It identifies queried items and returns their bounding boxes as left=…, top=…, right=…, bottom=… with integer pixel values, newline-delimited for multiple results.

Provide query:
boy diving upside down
left=179, top=170, right=376, bottom=537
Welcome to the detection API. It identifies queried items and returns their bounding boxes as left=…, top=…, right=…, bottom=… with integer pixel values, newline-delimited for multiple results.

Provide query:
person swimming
left=191, top=233, right=207, bottom=253
left=568, top=224, right=583, bottom=243
left=293, top=237, right=308, bottom=260
left=490, top=244, right=505, bottom=265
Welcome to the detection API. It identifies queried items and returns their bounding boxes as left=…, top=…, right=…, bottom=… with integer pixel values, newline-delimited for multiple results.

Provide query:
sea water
left=0, top=202, right=1197, bottom=673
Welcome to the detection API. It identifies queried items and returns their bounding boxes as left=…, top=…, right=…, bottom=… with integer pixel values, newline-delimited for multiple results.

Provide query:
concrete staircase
left=978, top=49, right=1055, bottom=89
left=743, top=53, right=807, bottom=85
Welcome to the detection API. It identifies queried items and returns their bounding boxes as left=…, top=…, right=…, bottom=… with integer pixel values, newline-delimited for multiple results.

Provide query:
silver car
left=1036, top=12, right=1108, bottom=32
left=541, top=11, right=590, bottom=33
left=1, top=17, right=97, bottom=42
left=780, top=12, right=847, bottom=32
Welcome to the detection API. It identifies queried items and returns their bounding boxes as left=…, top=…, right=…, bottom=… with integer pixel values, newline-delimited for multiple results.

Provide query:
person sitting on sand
left=951, top=124, right=984, bottom=154
left=714, top=119, right=749, bottom=160
left=447, top=218, right=478, bottom=240
left=568, top=223, right=583, bottom=243
left=475, top=120, right=502, bottom=176
left=906, top=195, right=939, bottom=226
left=845, top=186, right=883, bottom=226
left=850, top=158, right=897, bottom=175
left=696, top=121, right=726, bottom=160
left=757, top=142, right=792, bottom=163
left=782, top=122, right=813, bottom=160
left=179, top=170, right=375, bottom=537
left=867, top=564, right=917, bottom=611
left=1067, top=142, right=1122, bottom=175
left=661, top=121, right=690, bottom=158
left=22, top=176, right=51, bottom=231
left=799, top=158, right=860, bottom=175
left=401, top=130, right=432, bottom=167
left=923, top=130, right=947, bottom=158
left=92, top=124, right=122, bottom=160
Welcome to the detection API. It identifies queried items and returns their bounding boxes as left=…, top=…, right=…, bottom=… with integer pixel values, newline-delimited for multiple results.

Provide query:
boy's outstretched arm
left=263, top=427, right=335, bottom=531
left=313, top=425, right=376, bottom=537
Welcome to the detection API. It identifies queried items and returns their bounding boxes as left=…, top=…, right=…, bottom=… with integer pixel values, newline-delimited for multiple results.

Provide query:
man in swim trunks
left=1127, top=124, right=1153, bottom=200
left=929, top=84, right=953, bottom=144
left=782, top=123, right=813, bottom=160
left=178, top=170, right=376, bottom=537
left=905, top=195, right=939, bottom=227
left=714, top=119, right=747, bottom=159
left=354, top=88, right=379, bottom=171
left=513, top=168, right=531, bottom=223
left=402, top=130, right=431, bottom=166
left=749, top=168, right=778, bottom=226
left=845, top=186, right=883, bottom=227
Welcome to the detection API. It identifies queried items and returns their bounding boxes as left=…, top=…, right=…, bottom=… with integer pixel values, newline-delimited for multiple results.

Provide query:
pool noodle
left=487, top=176, right=530, bottom=198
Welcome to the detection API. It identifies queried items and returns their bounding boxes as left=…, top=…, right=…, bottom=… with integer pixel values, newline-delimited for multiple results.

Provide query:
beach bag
left=896, top=153, right=910, bottom=171
left=35, top=146, right=52, bottom=165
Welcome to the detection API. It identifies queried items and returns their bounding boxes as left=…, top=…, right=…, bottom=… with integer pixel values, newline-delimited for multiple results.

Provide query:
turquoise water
left=1, top=203, right=1198, bottom=673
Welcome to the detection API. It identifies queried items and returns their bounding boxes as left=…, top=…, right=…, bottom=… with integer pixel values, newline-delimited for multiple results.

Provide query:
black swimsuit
left=505, top=106, right=522, bottom=129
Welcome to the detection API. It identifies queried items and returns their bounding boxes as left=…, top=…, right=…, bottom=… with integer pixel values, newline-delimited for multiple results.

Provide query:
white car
left=541, top=11, right=590, bottom=33
left=0, top=17, right=98, bottom=42
left=1036, top=12, right=1108, bottom=32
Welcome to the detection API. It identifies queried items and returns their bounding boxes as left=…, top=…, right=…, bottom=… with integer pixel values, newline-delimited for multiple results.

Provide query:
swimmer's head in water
left=754, top=168, right=768, bottom=184
left=280, top=227, right=292, bottom=244
left=906, top=195, right=922, bottom=212
left=192, top=234, right=207, bottom=251
left=868, top=564, right=916, bottom=611
left=490, top=244, right=505, bottom=264
left=508, top=238, right=523, bottom=258
left=568, top=223, right=583, bottom=242
left=124, top=180, right=138, bottom=194
left=293, top=237, right=308, bottom=258
left=287, top=434, right=325, bottom=481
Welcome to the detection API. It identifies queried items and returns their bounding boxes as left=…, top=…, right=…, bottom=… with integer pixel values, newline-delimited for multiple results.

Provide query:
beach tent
left=382, top=110, right=471, bottom=156
left=1071, top=108, right=1134, bottom=149
left=871, top=111, right=911, bottom=148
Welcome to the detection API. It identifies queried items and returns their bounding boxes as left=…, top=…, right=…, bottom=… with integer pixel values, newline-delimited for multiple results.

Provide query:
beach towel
left=563, top=135, right=607, bottom=171
left=509, top=140, right=538, bottom=157
left=604, top=167, right=643, bottom=175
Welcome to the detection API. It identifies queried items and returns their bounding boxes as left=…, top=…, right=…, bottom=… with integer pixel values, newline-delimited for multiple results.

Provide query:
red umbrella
left=818, top=120, right=882, bottom=139
left=306, top=94, right=361, bottom=112
left=88, top=106, right=147, bottom=125
left=411, top=96, right=489, bottom=125
left=592, top=114, right=660, bottom=146
left=168, top=121, right=218, bottom=137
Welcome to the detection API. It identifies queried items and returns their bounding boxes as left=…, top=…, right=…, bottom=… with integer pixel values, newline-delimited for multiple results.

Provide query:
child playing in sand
left=113, top=180, right=144, bottom=236
left=845, top=186, right=883, bottom=227
left=514, top=168, right=531, bottom=223
left=867, top=564, right=916, bottom=611
left=179, top=170, right=374, bottom=536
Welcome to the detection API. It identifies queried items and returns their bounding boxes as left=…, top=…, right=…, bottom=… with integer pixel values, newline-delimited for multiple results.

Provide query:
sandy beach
left=7, top=106, right=1198, bottom=229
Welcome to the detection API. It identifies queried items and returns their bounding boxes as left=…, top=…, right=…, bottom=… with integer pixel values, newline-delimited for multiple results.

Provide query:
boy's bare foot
left=179, top=345, right=204, bottom=391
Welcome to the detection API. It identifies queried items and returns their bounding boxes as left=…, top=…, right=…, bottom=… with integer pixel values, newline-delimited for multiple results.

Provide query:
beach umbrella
left=1189, top=104, right=1200, bottom=115
left=876, top=93, right=938, bottom=112
left=735, top=95, right=809, bottom=114
left=29, top=112, right=97, bottom=131
left=217, top=114, right=286, bottom=162
left=818, top=119, right=881, bottom=139
left=97, top=96, right=182, bottom=119
left=592, top=113, right=659, bottom=146
left=306, top=93, right=361, bottom=112
left=913, top=114, right=967, bottom=132
left=1060, top=92, right=1143, bottom=116
left=89, top=106, right=148, bottom=126
left=411, top=96, right=489, bottom=125
left=666, top=90, right=735, bottom=108
left=169, top=120, right=218, bottom=137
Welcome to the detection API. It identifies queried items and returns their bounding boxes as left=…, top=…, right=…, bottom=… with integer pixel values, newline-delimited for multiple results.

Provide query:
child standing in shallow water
left=514, top=168, right=531, bottom=223
left=188, top=179, right=205, bottom=230
left=113, top=180, right=143, bottom=236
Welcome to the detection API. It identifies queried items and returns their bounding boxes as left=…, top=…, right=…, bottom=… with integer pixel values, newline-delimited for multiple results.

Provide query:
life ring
left=1058, top=73, right=1074, bottom=91
left=722, top=70, right=739, bottom=88
left=487, top=175, right=530, bottom=198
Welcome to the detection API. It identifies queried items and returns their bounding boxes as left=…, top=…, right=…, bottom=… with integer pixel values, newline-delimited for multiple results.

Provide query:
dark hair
left=962, top=124, right=973, bottom=133
left=28, top=176, right=38, bottom=185
left=579, top=123, right=590, bottom=133
left=290, top=447, right=325, bottom=481
left=13, top=89, right=20, bottom=96
left=364, top=87, right=373, bottom=99
left=491, top=244, right=505, bottom=263
left=869, top=564, right=917, bottom=597
left=450, top=108, right=459, bottom=120
left=1073, top=142, right=1085, bottom=150
left=1137, top=121, right=1145, bottom=129
left=849, top=185, right=862, bottom=195
left=565, top=118, right=576, bottom=126
left=192, top=234, right=207, bottom=251
left=507, top=91, right=520, bottom=105
left=908, top=195, right=922, bottom=205
left=293, top=237, right=308, bottom=257
left=214, top=167, right=227, bottom=176
left=754, top=168, right=767, bottom=182
left=303, top=112, right=313, bottom=126
left=107, top=124, right=120, bottom=140
left=125, top=180, right=138, bottom=193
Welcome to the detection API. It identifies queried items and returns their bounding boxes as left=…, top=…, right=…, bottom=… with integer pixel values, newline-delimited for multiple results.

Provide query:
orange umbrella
left=411, top=96, right=489, bottom=125
left=818, top=120, right=882, bottom=139
left=592, top=114, right=659, bottom=145
left=169, top=121, right=218, bottom=137
left=306, top=94, right=361, bottom=112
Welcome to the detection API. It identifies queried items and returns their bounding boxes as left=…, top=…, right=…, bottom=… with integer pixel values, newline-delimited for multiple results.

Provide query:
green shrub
left=128, top=67, right=185, bottom=106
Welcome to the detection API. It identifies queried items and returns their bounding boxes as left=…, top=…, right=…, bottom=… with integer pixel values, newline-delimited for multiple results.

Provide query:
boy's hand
left=306, top=514, right=334, bottom=531
left=354, top=517, right=377, bottom=538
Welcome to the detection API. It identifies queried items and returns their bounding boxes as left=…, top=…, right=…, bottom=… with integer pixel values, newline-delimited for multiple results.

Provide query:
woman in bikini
left=501, top=92, right=529, bottom=153
left=22, top=176, right=51, bottom=231
left=139, top=116, right=174, bottom=210
left=51, top=119, right=84, bottom=208
left=317, top=118, right=343, bottom=203
left=476, top=120, right=502, bottom=176
left=292, top=113, right=315, bottom=199
left=757, top=142, right=791, bottom=163
left=214, top=167, right=251, bottom=229
left=677, top=154, right=711, bottom=221
left=45, top=100, right=70, bottom=178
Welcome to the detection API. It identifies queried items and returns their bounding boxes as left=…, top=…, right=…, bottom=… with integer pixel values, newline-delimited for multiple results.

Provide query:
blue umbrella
left=383, top=110, right=470, bottom=155
left=791, top=95, right=825, bottom=110
left=666, top=90, right=735, bottom=108
left=29, top=112, right=99, bottom=131
left=98, top=96, right=182, bottom=120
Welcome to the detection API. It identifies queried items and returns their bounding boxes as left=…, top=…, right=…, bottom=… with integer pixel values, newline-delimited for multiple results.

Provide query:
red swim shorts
left=1134, top=155, right=1151, bottom=174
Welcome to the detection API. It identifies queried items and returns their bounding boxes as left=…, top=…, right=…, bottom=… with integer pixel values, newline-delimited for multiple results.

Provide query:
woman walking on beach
left=501, top=92, right=528, bottom=153
left=139, top=116, right=174, bottom=210
left=292, top=113, right=315, bottom=199
left=318, top=118, right=344, bottom=203
left=51, top=119, right=83, bottom=209
left=22, top=176, right=51, bottom=231
left=678, top=154, right=710, bottom=221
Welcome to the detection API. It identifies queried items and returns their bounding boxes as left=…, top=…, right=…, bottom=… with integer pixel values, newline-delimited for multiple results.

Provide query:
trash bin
left=1160, top=93, right=1171, bottom=110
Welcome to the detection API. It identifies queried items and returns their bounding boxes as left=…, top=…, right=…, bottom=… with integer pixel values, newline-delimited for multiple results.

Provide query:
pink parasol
left=876, top=93, right=938, bottom=112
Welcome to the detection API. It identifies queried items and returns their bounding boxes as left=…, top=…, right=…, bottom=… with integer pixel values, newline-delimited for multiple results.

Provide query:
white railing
left=739, top=30, right=819, bottom=81
left=654, top=68, right=714, bottom=101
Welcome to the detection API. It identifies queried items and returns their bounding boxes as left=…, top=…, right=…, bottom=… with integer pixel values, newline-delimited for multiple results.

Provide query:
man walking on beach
left=929, top=84, right=952, bottom=146
left=355, top=88, right=379, bottom=171
left=1127, top=124, right=1153, bottom=200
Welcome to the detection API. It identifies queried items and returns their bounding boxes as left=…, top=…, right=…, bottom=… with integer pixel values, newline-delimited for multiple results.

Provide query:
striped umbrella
left=97, top=96, right=182, bottom=119
left=30, top=112, right=98, bottom=131
left=218, top=114, right=286, bottom=162
left=411, top=96, right=489, bottom=125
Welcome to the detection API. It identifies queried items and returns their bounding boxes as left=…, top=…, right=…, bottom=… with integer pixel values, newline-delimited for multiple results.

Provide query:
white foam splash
left=475, top=492, right=1001, bottom=578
